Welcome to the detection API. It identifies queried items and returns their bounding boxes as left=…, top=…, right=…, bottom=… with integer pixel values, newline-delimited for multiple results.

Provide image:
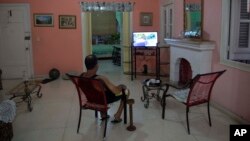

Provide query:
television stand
left=131, top=45, right=168, bottom=80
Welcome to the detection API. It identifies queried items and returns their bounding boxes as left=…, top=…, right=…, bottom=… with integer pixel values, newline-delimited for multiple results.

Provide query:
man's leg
left=114, top=100, right=124, bottom=120
left=114, top=90, right=130, bottom=120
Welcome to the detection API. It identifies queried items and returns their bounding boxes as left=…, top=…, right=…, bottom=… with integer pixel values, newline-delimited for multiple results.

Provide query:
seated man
left=80, top=54, right=129, bottom=123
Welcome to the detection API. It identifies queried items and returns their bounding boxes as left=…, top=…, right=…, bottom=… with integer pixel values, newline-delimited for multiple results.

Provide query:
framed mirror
left=184, top=0, right=203, bottom=39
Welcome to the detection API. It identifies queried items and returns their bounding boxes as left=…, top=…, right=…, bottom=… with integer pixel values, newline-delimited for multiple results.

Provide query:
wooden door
left=0, top=4, right=32, bottom=79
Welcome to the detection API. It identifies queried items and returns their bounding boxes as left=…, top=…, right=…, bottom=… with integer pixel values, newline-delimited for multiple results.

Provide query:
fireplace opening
left=167, top=39, right=214, bottom=82
left=179, top=58, right=192, bottom=85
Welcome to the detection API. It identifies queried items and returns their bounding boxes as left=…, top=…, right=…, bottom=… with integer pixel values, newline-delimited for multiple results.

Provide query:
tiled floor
left=1, top=60, right=239, bottom=141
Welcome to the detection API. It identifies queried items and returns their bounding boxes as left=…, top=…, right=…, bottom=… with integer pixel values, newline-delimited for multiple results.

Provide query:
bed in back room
left=92, top=33, right=120, bottom=59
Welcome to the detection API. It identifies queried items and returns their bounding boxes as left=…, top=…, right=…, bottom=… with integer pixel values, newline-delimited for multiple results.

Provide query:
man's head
left=85, top=54, right=98, bottom=70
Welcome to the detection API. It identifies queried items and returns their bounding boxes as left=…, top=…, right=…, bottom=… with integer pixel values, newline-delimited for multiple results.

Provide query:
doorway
left=82, top=12, right=132, bottom=73
left=91, top=11, right=122, bottom=60
left=0, top=4, right=33, bottom=79
left=164, top=4, right=173, bottom=39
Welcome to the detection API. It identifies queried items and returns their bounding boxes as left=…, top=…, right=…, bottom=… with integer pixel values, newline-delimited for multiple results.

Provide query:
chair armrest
left=119, top=84, right=128, bottom=124
left=118, top=84, right=127, bottom=90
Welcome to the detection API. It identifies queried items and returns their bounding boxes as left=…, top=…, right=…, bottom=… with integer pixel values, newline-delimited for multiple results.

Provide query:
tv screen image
left=133, top=32, right=158, bottom=47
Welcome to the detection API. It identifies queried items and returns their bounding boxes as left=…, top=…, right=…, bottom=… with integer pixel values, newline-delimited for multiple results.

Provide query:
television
left=133, top=32, right=158, bottom=47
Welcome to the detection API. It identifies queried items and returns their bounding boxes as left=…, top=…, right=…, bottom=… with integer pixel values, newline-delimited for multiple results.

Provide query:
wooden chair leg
left=124, top=97, right=127, bottom=124
left=207, top=102, right=212, bottom=126
left=122, top=90, right=127, bottom=124
left=77, top=109, right=82, bottom=133
left=186, top=107, right=190, bottom=134
left=127, top=99, right=136, bottom=131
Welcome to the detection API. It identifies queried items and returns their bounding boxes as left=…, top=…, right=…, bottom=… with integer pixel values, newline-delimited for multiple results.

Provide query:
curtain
left=81, top=2, right=134, bottom=12
left=122, top=12, right=132, bottom=73
left=82, top=12, right=92, bottom=71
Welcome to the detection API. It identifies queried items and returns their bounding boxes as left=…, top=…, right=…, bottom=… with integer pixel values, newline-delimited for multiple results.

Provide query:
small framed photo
left=34, top=14, right=54, bottom=27
left=59, top=15, right=76, bottom=29
left=140, top=12, right=153, bottom=26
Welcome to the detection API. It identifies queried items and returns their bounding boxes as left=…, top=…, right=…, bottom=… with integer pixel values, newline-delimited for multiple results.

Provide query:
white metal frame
left=220, top=0, right=250, bottom=72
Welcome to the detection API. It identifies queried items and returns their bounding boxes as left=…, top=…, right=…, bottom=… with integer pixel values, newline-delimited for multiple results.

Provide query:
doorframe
left=0, top=3, right=34, bottom=78
left=81, top=11, right=133, bottom=73
left=160, top=3, right=173, bottom=46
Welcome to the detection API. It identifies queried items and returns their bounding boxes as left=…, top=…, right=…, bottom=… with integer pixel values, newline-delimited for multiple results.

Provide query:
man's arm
left=96, top=75, right=122, bottom=94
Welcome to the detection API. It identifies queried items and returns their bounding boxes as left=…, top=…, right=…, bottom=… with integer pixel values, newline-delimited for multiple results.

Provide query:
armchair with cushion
left=162, top=70, right=226, bottom=134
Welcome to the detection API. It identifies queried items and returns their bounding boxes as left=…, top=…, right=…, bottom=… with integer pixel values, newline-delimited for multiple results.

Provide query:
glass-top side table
left=9, top=80, right=42, bottom=112
left=141, top=79, right=167, bottom=108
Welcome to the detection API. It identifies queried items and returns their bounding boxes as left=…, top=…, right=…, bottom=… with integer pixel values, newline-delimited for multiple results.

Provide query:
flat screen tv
left=133, top=32, right=158, bottom=47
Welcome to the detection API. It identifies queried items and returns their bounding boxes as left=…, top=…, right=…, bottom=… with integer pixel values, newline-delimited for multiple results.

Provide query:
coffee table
left=141, top=80, right=167, bottom=108
left=9, top=80, right=42, bottom=112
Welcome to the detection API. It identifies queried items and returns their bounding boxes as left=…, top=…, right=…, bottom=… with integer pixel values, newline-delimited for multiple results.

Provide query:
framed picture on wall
left=140, top=12, right=153, bottom=26
left=34, top=14, right=54, bottom=27
left=59, top=15, right=76, bottom=29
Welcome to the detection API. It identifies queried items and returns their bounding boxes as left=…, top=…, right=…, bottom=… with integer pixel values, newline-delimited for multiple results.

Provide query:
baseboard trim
left=33, top=74, right=47, bottom=79
left=211, top=101, right=250, bottom=124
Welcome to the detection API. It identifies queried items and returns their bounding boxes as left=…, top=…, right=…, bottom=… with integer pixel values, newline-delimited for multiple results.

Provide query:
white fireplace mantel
left=164, top=38, right=215, bottom=81
left=164, top=38, right=215, bottom=51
